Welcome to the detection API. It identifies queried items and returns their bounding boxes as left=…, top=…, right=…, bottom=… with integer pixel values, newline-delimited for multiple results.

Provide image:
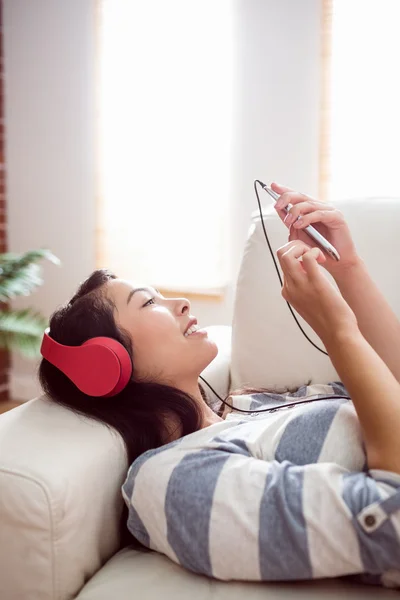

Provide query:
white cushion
left=0, top=325, right=231, bottom=600
left=230, top=197, right=400, bottom=391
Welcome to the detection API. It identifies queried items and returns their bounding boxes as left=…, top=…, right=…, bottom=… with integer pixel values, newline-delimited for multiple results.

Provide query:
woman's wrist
left=321, top=323, right=362, bottom=353
left=325, top=254, right=365, bottom=283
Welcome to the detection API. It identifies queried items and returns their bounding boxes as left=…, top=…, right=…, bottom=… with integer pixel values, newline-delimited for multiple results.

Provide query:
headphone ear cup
left=82, top=337, right=132, bottom=396
left=41, top=330, right=132, bottom=397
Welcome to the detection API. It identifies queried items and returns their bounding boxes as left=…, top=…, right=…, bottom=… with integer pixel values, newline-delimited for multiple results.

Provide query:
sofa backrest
left=231, top=197, right=400, bottom=391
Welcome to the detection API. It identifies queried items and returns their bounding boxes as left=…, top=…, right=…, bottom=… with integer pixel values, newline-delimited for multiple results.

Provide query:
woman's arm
left=323, top=328, right=400, bottom=474
left=333, top=258, right=400, bottom=385
left=271, top=182, right=400, bottom=384
left=277, top=241, right=400, bottom=475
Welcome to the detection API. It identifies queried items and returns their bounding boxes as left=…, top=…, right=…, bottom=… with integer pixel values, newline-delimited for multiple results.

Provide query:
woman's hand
left=277, top=239, right=359, bottom=343
left=271, top=182, right=361, bottom=276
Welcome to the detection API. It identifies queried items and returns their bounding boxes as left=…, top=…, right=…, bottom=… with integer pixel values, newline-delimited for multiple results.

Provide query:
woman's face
left=106, top=279, right=218, bottom=385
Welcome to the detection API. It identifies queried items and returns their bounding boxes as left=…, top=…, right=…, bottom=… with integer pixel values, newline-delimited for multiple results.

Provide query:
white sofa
left=1, top=197, right=400, bottom=600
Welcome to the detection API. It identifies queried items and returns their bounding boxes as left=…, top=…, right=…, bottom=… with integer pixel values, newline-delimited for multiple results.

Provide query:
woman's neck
left=200, top=403, right=224, bottom=428
left=174, top=378, right=224, bottom=427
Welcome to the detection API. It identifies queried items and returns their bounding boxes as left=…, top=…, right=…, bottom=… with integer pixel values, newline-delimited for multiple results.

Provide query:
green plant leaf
left=0, top=248, right=61, bottom=302
left=0, top=309, right=48, bottom=359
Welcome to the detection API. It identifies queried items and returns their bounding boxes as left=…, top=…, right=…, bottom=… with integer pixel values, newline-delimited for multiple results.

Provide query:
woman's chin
left=184, top=330, right=219, bottom=365
left=202, top=338, right=219, bottom=363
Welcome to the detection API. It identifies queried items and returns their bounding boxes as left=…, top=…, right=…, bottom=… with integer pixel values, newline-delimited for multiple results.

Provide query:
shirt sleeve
left=123, top=445, right=400, bottom=586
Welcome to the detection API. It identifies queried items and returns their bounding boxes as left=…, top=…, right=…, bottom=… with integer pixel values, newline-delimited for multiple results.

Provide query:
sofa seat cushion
left=76, top=547, right=396, bottom=600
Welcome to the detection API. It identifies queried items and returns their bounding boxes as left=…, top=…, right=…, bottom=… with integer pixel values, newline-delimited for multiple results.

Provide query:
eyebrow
left=127, top=287, right=160, bottom=305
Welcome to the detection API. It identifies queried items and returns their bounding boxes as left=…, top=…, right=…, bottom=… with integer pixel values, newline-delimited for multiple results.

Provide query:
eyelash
left=143, top=297, right=155, bottom=307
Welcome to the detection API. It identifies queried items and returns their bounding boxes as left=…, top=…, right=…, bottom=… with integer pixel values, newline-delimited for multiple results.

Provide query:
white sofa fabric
left=1, top=198, right=399, bottom=599
left=76, top=547, right=391, bottom=600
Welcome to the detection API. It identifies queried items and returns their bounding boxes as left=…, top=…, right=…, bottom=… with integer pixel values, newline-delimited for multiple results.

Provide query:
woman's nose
left=177, top=297, right=190, bottom=314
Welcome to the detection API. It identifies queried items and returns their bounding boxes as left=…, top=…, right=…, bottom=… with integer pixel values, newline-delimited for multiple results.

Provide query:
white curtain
left=328, top=0, right=400, bottom=201
left=97, top=0, right=233, bottom=295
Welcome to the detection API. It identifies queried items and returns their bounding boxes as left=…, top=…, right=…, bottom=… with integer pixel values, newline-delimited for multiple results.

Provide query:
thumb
left=313, top=247, right=326, bottom=264
left=302, top=247, right=326, bottom=278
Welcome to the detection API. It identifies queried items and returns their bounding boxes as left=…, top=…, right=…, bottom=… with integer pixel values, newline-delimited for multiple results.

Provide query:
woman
left=39, top=183, right=400, bottom=589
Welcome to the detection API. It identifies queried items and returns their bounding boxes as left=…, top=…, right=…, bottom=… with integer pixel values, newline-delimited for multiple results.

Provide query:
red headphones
left=40, top=328, right=132, bottom=397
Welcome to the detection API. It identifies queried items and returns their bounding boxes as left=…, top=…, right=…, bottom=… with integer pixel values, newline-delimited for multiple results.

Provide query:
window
left=96, top=0, right=233, bottom=296
left=321, top=0, right=400, bottom=201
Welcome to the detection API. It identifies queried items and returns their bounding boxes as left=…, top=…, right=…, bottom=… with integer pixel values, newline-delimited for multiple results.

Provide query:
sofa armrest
left=200, top=325, right=232, bottom=409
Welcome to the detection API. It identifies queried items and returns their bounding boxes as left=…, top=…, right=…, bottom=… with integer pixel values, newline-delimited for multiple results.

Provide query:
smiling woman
left=37, top=268, right=293, bottom=550
left=38, top=270, right=221, bottom=463
left=106, top=278, right=219, bottom=403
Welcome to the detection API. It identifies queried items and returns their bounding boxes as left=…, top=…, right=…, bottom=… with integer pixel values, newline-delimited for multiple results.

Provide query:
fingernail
left=293, top=216, right=303, bottom=227
left=285, top=213, right=294, bottom=226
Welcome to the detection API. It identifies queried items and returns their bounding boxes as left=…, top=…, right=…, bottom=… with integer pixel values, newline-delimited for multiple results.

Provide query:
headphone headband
left=40, top=328, right=132, bottom=397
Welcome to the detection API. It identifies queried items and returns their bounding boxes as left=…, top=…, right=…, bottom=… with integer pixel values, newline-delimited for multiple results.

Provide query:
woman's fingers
left=276, top=192, right=331, bottom=212
left=277, top=240, right=326, bottom=285
left=277, top=240, right=357, bottom=341
left=275, top=200, right=335, bottom=231
left=277, top=243, right=305, bottom=285
left=293, top=208, right=345, bottom=231
left=270, top=184, right=331, bottom=215
left=275, top=200, right=329, bottom=227
left=270, top=182, right=295, bottom=194
left=271, top=184, right=360, bottom=275
left=301, top=247, right=327, bottom=279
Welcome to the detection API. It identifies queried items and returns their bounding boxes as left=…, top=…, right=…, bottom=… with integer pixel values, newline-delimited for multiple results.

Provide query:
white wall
left=3, top=0, right=322, bottom=400
left=230, top=0, right=322, bottom=274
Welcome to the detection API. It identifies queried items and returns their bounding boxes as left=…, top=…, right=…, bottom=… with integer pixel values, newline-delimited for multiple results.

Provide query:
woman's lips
left=185, top=328, right=208, bottom=338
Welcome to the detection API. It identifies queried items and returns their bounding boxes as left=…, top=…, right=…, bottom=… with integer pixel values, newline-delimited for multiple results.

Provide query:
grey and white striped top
left=122, top=381, right=400, bottom=589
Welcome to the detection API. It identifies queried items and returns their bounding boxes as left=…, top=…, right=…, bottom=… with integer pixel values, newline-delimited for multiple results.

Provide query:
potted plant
left=0, top=249, right=60, bottom=358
